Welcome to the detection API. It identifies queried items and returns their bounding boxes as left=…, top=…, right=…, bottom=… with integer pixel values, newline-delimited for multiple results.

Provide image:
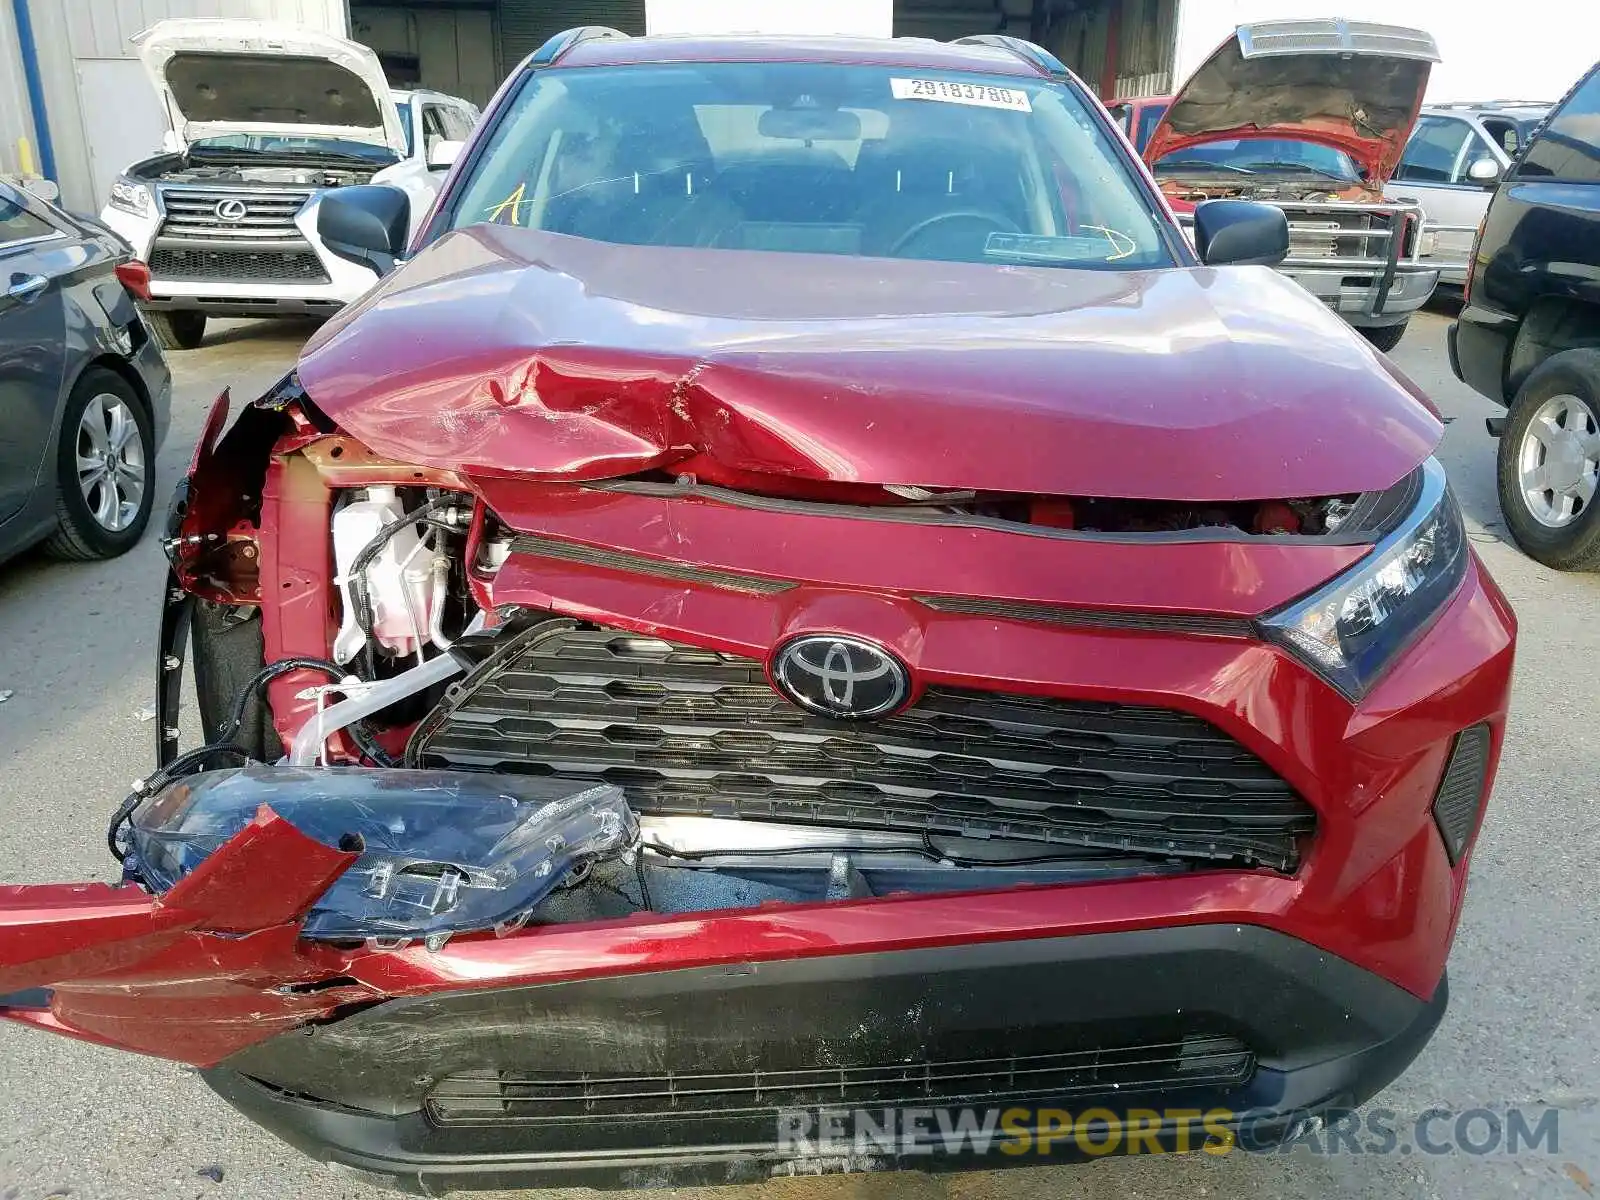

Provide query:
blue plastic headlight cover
left=128, top=766, right=637, bottom=942
left=1262, top=458, right=1468, bottom=700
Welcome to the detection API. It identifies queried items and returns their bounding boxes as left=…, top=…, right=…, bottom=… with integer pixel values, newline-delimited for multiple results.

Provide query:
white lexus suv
left=99, top=19, right=478, bottom=350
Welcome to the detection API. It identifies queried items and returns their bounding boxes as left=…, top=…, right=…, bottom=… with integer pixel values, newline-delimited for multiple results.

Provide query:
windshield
left=1153, top=138, right=1361, bottom=181
left=444, top=62, right=1173, bottom=270
left=190, top=134, right=396, bottom=162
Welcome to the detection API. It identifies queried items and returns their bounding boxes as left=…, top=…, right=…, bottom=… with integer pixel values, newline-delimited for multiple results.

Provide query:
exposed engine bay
left=1156, top=178, right=1377, bottom=206
left=135, top=158, right=377, bottom=188
left=133, top=156, right=377, bottom=189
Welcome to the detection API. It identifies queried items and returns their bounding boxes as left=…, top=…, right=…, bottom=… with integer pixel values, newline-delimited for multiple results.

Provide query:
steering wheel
left=888, top=210, right=1021, bottom=258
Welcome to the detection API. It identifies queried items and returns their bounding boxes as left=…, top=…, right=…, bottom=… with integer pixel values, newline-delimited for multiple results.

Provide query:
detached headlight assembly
left=1263, top=458, right=1467, bottom=700
left=108, top=178, right=152, bottom=218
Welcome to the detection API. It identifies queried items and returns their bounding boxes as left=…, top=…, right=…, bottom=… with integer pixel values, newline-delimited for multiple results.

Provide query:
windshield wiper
left=1238, top=160, right=1352, bottom=182
left=1154, top=159, right=1253, bottom=175
left=191, top=146, right=381, bottom=167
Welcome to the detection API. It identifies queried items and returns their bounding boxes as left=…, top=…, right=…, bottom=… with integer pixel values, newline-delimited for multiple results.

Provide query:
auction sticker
left=890, top=78, right=1032, bottom=112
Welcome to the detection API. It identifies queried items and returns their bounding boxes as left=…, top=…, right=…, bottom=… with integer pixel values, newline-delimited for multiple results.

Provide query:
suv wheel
left=144, top=310, right=207, bottom=350
left=1497, top=348, right=1600, bottom=570
left=41, top=368, right=156, bottom=561
left=1359, top=322, right=1408, bottom=352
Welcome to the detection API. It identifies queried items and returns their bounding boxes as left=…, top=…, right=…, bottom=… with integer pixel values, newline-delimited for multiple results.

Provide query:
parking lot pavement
left=0, top=311, right=1597, bottom=1200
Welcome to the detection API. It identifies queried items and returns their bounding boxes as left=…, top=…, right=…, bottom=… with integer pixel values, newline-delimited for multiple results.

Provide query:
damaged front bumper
left=0, top=772, right=1448, bottom=1192
left=200, top=930, right=1447, bottom=1194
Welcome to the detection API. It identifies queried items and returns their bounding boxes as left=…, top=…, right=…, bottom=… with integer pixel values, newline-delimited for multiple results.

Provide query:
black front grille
left=410, top=623, right=1315, bottom=870
left=149, top=244, right=330, bottom=283
left=427, top=1034, right=1255, bottom=1127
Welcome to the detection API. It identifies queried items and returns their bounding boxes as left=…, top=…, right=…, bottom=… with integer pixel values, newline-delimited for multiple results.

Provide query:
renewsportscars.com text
left=777, top=1105, right=1563, bottom=1158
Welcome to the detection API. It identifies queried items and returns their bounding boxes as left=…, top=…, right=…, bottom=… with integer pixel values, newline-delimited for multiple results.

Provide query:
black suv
left=1452, top=60, right=1600, bottom=569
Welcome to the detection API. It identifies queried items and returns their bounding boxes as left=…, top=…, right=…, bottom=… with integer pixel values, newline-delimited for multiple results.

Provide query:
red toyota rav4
left=1, top=28, right=1514, bottom=1194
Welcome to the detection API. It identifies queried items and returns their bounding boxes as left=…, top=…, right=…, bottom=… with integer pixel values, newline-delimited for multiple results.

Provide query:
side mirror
left=21, top=177, right=60, bottom=204
left=427, top=139, right=465, bottom=171
left=317, top=185, right=410, bottom=277
left=1466, top=157, right=1503, bottom=185
left=1191, top=199, right=1289, bottom=267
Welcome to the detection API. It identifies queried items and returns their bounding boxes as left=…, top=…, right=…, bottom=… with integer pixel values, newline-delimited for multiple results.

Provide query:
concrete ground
left=0, top=310, right=1596, bottom=1200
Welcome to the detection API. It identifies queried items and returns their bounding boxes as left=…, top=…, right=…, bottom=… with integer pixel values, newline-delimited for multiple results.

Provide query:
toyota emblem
left=772, top=635, right=910, bottom=720
left=214, top=199, right=248, bottom=222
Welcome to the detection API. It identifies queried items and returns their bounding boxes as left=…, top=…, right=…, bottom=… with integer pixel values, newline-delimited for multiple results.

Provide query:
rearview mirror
left=757, top=107, right=861, bottom=142
left=1191, top=200, right=1289, bottom=267
left=427, top=139, right=464, bottom=171
left=1466, top=157, right=1503, bottom=185
left=317, top=185, right=410, bottom=277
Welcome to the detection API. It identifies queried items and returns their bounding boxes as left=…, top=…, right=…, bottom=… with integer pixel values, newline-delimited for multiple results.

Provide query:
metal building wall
left=1043, top=0, right=1177, bottom=99
left=22, top=0, right=350, bottom=211
left=350, top=4, right=502, bottom=106
left=892, top=0, right=1035, bottom=41
left=497, top=0, right=645, bottom=73
left=0, top=2, right=40, bottom=179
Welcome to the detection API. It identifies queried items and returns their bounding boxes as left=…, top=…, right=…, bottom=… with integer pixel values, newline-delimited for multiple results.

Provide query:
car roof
left=392, top=88, right=470, bottom=104
left=557, top=34, right=1043, bottom=77
left=1422, top=102, right=1551, bottom=118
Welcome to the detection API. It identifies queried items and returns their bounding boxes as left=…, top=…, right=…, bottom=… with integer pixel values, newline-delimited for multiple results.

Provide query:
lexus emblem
left=772, top=635, right=910, bottom=720
left=214, top=199, right=248, bottom=222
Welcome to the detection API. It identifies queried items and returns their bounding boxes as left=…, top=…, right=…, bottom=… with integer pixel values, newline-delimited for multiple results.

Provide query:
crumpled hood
left=1144, top=18, right=1438, bottom=184
left=298, top=224, right=1441, bottom=501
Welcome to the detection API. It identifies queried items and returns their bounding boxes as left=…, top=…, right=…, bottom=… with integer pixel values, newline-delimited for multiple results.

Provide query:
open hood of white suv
left=134, top=19, right=407, bottom=156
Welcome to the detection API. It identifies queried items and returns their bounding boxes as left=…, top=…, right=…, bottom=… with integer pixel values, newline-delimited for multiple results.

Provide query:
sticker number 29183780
left=890, top=78, right=1033, bottom=112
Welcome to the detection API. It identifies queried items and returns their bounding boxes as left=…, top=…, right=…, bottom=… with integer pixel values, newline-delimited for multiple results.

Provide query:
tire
left=40, top=368, right=156, bottom=561
left=144, top=309, right=206, bottom=350
left=1496, top=348, right=1600, bottom=570
left=1358, top=321, right=1408, bottom=352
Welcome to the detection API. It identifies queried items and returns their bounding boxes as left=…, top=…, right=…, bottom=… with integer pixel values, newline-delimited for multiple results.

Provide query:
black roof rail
left=951, top=34, right=1069, bottom=80
left=530, top=26, right=630, bottom=67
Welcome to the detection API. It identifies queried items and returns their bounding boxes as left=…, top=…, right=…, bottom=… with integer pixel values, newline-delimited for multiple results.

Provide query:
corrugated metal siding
left=21, top=0, right=349, bottom=209
left=1043, top=0, right=1176, bottom=99
left=351, top=6, right=502, bottom=106
left=1045, top=3, right=1110, bottom=93
left=497, top=0, right=646, bottom=74
left=0, top=2, right=40, bottom=178
left=57, top=0, right=348, bottom=59
left=892, top=0, right=1032, bottom=41
left=1118, top=0, right=1176, bottom=86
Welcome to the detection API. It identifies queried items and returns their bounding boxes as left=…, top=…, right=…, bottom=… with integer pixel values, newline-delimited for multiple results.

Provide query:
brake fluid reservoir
left=331, top=487, right=441, bottom=663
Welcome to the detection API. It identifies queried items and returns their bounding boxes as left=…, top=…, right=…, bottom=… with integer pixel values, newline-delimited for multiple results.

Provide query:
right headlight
left=1262, top=458, right=1467, bottom=701
left=108, top=177, right=152, bottom=218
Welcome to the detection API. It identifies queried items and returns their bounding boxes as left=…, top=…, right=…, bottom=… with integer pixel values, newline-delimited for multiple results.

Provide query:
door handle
left=6, top=274, right=48, bottom=303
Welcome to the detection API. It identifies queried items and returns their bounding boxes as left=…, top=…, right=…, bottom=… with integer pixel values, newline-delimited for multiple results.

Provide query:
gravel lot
left=0, top=310, right=1596, bottom=1200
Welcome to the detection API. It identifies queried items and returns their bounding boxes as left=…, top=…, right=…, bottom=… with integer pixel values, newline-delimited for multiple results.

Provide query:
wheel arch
left=79, top=353, right=154, bottom=425
left=1508, top=297, right=1600, bottom=398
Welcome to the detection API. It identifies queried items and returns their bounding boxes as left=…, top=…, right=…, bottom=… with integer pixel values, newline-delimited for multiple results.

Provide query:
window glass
left=395, top=100, right=415, bottom=156
left=0, top=193, right=54, bottom=246
left=442, top=105, right=474, bottom=141
left=1133, top=102, right=1168, bottom=152
left=1153, top=137, right=1360, bottom=182
left=1516, top=66, right=1600, bottom=181
left=421, top=104, right=451, bottom=158
left=444, top=63, right=1173, bottom=270
left=1394, top=117, right=1472, bottom=183
left=1480, top=117, right=1524, bottom=157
